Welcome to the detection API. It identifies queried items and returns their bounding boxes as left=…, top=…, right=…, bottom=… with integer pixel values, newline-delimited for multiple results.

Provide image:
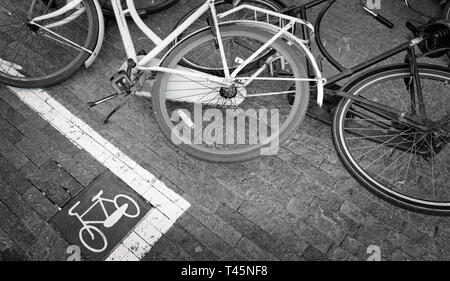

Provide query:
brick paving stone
left=183, top=195, right=242, bottom=247
left=302, top=246, right=329, bottom=261
left=288, top=200, right=358, bottom=245
left=72, top=150, right=107, bottom=176
left=27, top=241, right=55, bottom=261
left=0, top=137, right=29, bottom=169
left=0, top=97, right=27, bottom=127
left=21, top=211, right=64, bottom=252
left=164, top=224, right=220, bottom=261
left=143, top=235, right=192, bottom=261
left=22, top=187, right=58, bottom=221
left=0, top=183, right=39, bottom=223
left=0, top=88, right=24, bottom=110
left=216, top=203, right=303, bottom=260
left=234, top=236, right=278, bottom=261
left=15, top=104, right=49, bottom=131
left=50, top=237, right=70, bottom=261
left=15, top=137, right=50, bottom=167
left=40, top=160, right=84, bottom=197
left=0, top=117, right=24, bottom=144
left=0, top=228, right=28, bottom=261
left=177, top=213, right=235, bottom=259
left=219, top=248, right=249, bottom=261
left=39, top=124, right=81, bottom=155
left=327, top=245, right=359, bottom=261
left=66, top=162, right=97, bottom=187
left=35, top=181, right=71, bottom=208
left=340, top=235, right=367, bottom=260
left=19, top=162, right=52, bottom=186
left=390, top=249, right=414, bottom=261
left=0, top=201, right=37, bottom=253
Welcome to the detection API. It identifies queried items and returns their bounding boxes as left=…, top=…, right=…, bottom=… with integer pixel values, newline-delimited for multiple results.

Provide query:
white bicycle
left=0, top=0, right=324, bottom=162
left=68, top=190, right=140, bottom=253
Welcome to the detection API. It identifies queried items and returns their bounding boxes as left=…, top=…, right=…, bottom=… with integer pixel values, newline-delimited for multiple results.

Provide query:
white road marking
left=7, top=86, right=191, bottom=261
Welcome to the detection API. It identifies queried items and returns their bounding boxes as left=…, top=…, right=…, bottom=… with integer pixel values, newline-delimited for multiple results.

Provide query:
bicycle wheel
left=332, top=64, right=450, bottom=215
left=100, top=0, right=179, bottom=18
left=172, top=0, right=285, bottom=76
left=0, top=0, right=99, bottom=88
left=114, top=194, right=140, bottom=218
left=152, top=23, right=310, bottom=162
left=79, top=225, right=108, bottom=253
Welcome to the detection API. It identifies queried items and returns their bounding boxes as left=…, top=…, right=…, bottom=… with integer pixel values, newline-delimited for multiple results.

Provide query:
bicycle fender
left=230, top=20, right=325, bottom=106
left=84, top=0, right=105, bottom=68
left=159, top=20, right=325, bottom=106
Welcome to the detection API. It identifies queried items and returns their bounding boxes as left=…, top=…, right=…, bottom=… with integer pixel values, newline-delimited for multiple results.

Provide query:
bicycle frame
left=30, top=0, right=326, bottom=104
left=69, top=197, right=115, bottom=226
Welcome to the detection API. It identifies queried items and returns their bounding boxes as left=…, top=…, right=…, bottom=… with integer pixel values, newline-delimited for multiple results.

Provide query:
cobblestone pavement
left=0, top=0, right=450, bottom=261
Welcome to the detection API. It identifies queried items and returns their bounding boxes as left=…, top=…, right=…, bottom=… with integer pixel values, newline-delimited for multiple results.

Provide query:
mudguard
left=84, top=0, right=105, bottom=68
left=158, top=20, right=325, bottom=106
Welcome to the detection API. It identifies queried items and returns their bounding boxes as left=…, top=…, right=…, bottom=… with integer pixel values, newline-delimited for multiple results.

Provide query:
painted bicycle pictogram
left=68, top=190, right=140, bottom=253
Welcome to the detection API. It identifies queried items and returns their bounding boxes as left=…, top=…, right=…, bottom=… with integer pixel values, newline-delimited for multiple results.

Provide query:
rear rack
left=216, top=4, right=315, bottom=44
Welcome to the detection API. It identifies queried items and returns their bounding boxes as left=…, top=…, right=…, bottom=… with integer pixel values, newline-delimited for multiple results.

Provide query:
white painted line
left=7, top=86, right=191, bottom=261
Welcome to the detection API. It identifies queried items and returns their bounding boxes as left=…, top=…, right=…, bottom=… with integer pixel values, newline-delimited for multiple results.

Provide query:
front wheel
left=152, top=23, right=310, bottom=162
left=0, top=0, right=99, bottom=88
left=79, top=225, right=107, bottom=253
left=332, top=64, right=450, bottom=215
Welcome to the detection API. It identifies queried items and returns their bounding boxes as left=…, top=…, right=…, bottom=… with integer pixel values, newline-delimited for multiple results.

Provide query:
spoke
left=346, top=131, right=417, bottom=140
left=246, top=90, right=294, bottom=97
left=32, top=22, right=92, bottom=54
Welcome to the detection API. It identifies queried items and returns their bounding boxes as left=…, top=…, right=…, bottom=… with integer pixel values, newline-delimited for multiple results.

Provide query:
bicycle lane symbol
left=68, top=190, right=140, bottom=253
left=51, top=172, right=152, bottom=260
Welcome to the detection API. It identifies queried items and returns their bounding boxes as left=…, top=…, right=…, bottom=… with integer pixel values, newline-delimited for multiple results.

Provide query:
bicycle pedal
left=110, top=70, right=133, bottom=95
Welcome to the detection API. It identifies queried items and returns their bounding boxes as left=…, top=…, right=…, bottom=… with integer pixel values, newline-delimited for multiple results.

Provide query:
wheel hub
left=26, top=22, right=39, bottom=32
left=219, top=85, right=238, bottom=99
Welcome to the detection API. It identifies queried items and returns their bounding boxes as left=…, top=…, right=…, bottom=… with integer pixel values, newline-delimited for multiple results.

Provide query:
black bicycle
left=176, top=0, right=450, bottom=215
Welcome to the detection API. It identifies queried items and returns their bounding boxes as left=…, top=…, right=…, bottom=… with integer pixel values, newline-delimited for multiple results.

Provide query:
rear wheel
left=332, top=64, right=450, bottom=215
left=0, top=0, right=99, bottom=88
left=152, top=24, right=310, bottom=162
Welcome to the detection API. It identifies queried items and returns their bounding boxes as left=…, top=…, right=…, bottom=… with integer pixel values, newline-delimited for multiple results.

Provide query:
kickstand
left=104, top=102, right=125, bottom=124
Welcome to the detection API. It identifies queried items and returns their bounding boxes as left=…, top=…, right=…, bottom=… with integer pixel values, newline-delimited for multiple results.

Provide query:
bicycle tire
left=332, top=64, right=450, bottom=215
left=152, top=23, right=310, bottom=163
left=171, top=0, right=285, bottom=76
left=100, top=0, right=180, bottom=18
left=79, top=225, right=108, bottom=253
left=0, top=0, right=99, bottom=88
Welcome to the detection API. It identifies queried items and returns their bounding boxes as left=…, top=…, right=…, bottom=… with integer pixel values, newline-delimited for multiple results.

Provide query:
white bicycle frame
left=30, top=0, right=325, bottom=105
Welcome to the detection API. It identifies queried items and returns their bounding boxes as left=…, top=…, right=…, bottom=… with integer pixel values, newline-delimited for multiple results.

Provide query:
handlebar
left=68, top=201, right=81, bottom=216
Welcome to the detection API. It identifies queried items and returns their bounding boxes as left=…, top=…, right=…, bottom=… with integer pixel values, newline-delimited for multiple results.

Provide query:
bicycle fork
left=406, top=46, right=427, bottom=117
